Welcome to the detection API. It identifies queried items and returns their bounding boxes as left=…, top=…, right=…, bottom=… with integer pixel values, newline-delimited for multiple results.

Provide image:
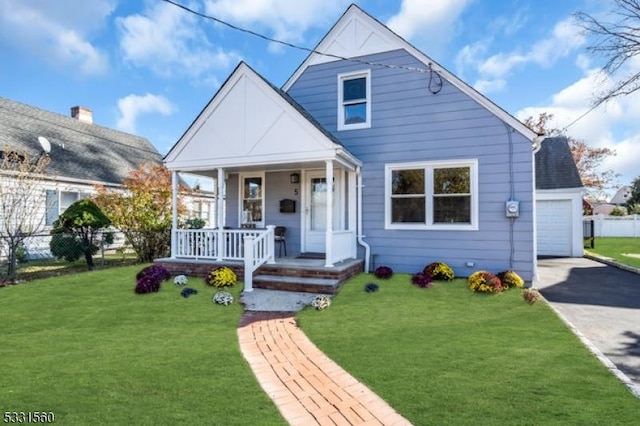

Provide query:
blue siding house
left=164, top=4, right=541, bottom=284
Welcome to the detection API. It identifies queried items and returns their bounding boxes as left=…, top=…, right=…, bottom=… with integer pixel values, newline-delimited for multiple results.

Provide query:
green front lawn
left=587, top=237, right=640, bottom=269
left=2, top=267, right=639, bottom=425
left=299, top=274, right=640, bottom=425
left=0, top=266, right=284, bottom=425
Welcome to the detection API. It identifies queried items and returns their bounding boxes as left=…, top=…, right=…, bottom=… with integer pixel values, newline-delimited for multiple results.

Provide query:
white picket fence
left=584, top=215, right=640, bottom=237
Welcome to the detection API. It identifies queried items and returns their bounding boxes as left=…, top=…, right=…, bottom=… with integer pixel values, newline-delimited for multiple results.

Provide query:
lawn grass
left=298, top=274, right=640, bottom=425
left=587, top=237, right=640, bottom=269
left=0, top=265, right=285, bottom=425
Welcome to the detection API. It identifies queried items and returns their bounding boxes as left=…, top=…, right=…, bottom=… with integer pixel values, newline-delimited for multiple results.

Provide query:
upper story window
left=337, top=70, right=371, bottom=131
left=385, top=159, right=478, bottom=231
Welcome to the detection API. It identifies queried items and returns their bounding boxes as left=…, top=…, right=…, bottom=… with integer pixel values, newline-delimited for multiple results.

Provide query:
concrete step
left=253, top=274, right=341, bottom=294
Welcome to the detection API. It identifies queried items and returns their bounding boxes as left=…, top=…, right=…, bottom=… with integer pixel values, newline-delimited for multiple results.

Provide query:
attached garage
left=536, top=199, right=573, bottom=256
left=535, top=137, right=584, bottom=258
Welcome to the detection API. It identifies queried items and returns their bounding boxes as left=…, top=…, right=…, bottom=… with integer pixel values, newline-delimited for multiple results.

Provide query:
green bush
left=50, top=233, right=87, bottom=262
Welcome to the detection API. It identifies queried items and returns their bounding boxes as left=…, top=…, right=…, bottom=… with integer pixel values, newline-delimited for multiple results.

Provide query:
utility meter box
left=506, top=200, right=520, bottom=218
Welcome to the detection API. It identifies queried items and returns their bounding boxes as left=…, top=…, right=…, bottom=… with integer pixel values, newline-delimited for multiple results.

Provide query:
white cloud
left=387, top=0, right=471, bottom=49
left=204, top=0, right=350, bottom=43
left=458, top=16, right=585, bottom=94
left=0, top=0, right=112, bottom=75
left=516, top=70, right=640, bottom=191
left=117, top=2, right=241, bottom=80
left=116, top=94, right=175, bottom=134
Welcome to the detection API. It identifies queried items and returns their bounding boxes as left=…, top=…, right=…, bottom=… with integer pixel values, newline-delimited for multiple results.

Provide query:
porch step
left=253, top=274, right=341, bottom=294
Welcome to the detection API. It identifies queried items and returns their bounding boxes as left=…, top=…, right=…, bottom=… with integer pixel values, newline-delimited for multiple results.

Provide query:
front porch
left=156, top=254, right=364, bottom=295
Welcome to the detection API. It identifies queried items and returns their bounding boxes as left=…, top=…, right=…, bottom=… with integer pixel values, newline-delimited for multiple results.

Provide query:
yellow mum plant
left=206, top=266, right=237, bottom=288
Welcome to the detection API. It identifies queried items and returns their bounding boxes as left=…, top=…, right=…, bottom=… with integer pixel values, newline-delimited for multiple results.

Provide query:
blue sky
left=1, top=0, right=638, bottom=197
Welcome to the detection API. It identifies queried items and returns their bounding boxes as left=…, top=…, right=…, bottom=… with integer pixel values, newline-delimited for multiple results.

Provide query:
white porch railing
left=173, top=226, right=275, bottom=292
left=175, top=228, right=266, bottom=260
left=243, top=225, right=275, bottom=292
left=330, top=230, right=356, bottom=264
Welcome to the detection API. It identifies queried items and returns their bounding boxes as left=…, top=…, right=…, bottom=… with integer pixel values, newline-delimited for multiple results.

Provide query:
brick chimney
left=71, top=106, right=93, bottom=124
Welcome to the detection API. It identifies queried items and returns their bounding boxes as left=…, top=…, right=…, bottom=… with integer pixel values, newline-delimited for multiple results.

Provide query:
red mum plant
left=411, top=272, right=432, bottom=288
left=374, top=265, right=393, bottom=279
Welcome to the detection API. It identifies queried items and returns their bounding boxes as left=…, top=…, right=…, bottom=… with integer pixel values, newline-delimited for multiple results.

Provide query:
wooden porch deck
left=155, top=256, right=364, bottom=295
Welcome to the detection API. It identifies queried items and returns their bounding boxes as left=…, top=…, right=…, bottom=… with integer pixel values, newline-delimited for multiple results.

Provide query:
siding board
left=288, top=49, right=535, bottom=281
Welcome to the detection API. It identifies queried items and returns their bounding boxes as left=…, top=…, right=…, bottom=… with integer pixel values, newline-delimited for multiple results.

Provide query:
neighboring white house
left=0, top=96, right=215, bottom=260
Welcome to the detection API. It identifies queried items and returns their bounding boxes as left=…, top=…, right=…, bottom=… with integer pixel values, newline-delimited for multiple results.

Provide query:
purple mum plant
left=134, top=264, right=171, bottom=294
left=411, top=272, right=433, bottom=288
left=374, top=265, right=393, bottom=279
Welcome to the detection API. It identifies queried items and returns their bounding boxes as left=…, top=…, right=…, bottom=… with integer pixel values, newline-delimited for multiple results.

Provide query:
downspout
left=356, top=166, right=371, bottom=272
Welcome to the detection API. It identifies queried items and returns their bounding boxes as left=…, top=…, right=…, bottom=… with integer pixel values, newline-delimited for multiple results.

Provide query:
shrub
left=411, top=272, right=433, bottom=288
left=522, top=288, right=542, bottom=304
left=468, top=271, right=504, bottom=294
left=374, top=265, right=393, bottom=279
left=213, top=291, right=234, bottom=305
left=50, top=233, right=85, bottom=262
left=311, top=295, right=331, bottom=310
left=423, top=261, right=455, bottom=281
left=497, top=270, right=524, bottom=289
left=205, top=266, right=237, bottom=288
left=364, top=283, right=379, bottom=292
left=134, top=264, right=170, bottom=295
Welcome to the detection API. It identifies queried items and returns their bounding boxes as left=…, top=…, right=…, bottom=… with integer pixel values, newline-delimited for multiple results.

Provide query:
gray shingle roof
left=0, top=96, right=162, bottom=185
left=535, top=136, right=583, bottom=190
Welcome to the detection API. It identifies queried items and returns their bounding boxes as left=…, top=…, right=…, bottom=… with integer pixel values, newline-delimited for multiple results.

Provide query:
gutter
left=356, top=166, right=371, bottom=272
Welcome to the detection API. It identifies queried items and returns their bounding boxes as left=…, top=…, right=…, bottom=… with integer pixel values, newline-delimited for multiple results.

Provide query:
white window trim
left=337, top=69, right=371, bottom=131
left=238, top=172, right=265, bottom=228
left=384, top=159, right=478, bottom=231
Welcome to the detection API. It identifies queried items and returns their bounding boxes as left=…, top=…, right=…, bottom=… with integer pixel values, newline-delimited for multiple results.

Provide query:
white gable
left=165, top=63, right=350, bottom=171
left=307, top=10, right=399, bottom=67
left=283, top=5, right=537, bottom=141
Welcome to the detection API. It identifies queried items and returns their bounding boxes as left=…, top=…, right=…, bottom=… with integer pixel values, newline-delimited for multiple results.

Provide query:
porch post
left=216, top=168, right=225, bottom=260
left=171, top=170, right=178, bottom=258
left=325, top=160, right=334, bottom=267
left=347, top=170, right=357, bottom=259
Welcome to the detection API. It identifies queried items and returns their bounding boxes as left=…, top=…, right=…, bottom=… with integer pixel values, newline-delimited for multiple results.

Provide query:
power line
left=160, top=0, right=441, bottom=80
left=560, top=99, right=605, bottom=133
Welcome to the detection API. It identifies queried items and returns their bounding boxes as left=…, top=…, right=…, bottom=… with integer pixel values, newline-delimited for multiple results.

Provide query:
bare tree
left=0, top=148, right=50, bottom=280
left=575, top=0, right=640, bottom=104
left=523, top=113, right=618, bottom=199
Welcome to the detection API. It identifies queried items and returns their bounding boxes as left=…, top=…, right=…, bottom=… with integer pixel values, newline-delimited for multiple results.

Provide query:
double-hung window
left=239, top=173, right=264, bottom=228
left=385, top=160, right=478, bottom=230
left=337, top=70, right=371, bottom=130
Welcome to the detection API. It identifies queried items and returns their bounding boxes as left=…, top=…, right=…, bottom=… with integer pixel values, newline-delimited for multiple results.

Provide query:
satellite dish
left=38, top=136, right=51, bottom=154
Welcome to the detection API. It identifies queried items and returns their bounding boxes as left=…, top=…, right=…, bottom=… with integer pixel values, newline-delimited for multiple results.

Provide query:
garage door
left=536, top=200, right=572, bottom=256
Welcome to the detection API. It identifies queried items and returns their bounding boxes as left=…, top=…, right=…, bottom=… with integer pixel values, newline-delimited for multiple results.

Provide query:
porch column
left=216, top=168, right=225, bottom=261
left=325, top=160, right=334, bottom=267
left=347, top=170, right=357, bottom=259
left=171, top=170, right=178, bottom=258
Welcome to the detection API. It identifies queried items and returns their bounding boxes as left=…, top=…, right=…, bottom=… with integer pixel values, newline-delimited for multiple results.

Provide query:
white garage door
left=537, top=200, right=572, bottom=256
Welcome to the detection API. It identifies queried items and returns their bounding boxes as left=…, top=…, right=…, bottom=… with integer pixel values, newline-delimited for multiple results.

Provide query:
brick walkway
left=237, top=311, right=412, bottom=426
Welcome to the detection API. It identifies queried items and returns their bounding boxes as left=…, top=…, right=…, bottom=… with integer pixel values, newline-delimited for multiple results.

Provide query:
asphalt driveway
left=535, top=257, right=640, bottom=394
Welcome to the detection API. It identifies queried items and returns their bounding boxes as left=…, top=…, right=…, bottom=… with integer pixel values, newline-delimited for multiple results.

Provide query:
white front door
left=303, top=170, right=341, bottom=253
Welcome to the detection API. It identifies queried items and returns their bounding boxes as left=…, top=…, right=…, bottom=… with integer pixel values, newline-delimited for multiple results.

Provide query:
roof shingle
left=0, top=96, right=162, bottom=185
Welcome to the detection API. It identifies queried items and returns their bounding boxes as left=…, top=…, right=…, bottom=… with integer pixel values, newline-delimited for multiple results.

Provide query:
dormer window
left=338, top=70, right=371, bottom=130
